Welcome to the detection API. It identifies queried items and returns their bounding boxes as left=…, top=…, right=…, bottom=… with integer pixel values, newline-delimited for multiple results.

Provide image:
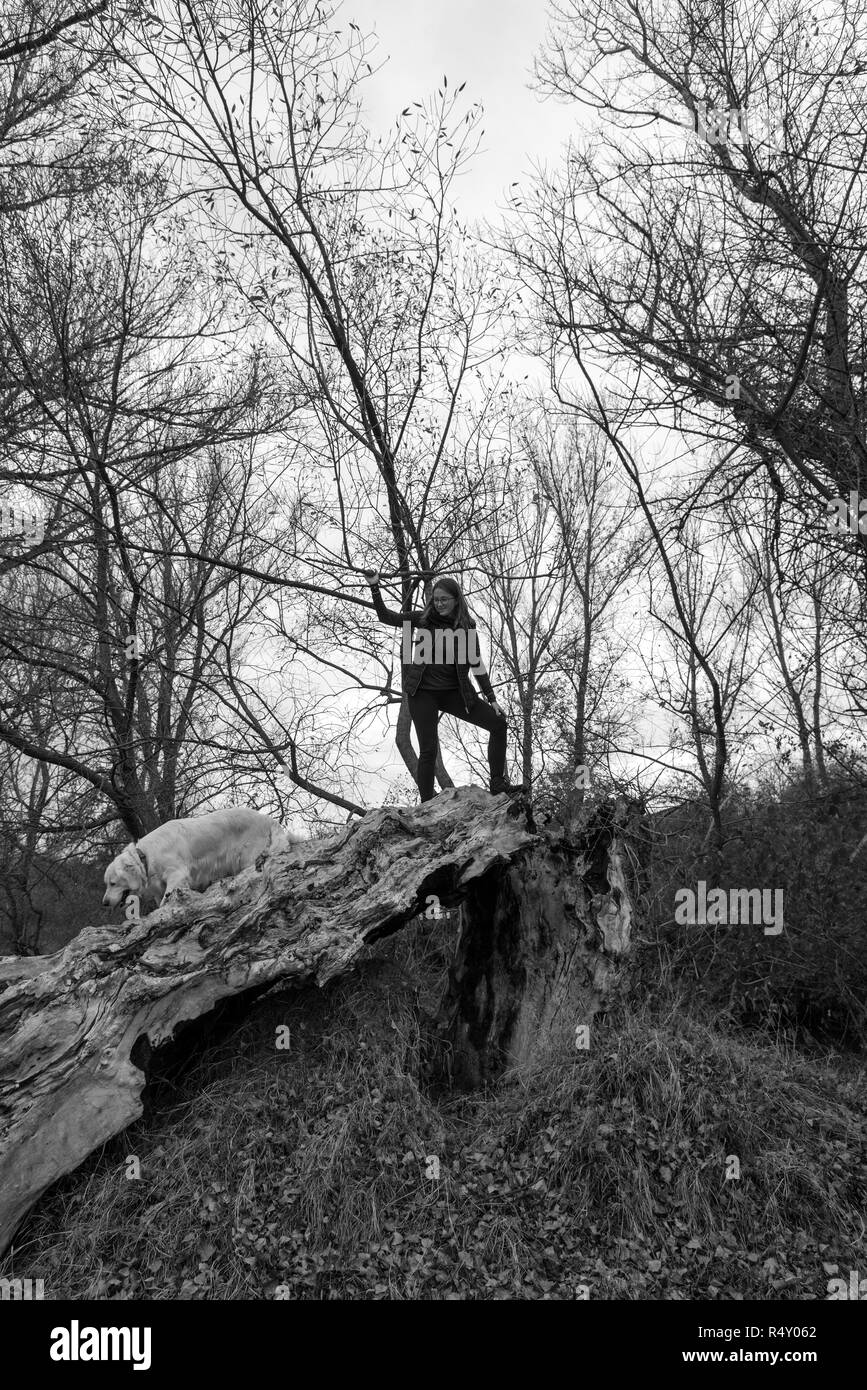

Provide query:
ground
left=3, top=916, right=865, bottom=1300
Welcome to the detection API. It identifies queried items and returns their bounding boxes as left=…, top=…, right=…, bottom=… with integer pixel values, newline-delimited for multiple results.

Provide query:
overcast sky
left=346, top=0, right=580, bottom=223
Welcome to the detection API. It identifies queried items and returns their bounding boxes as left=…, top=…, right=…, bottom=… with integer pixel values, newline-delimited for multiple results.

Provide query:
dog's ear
left=105, top=852, right=125, bottom=881
left=121, top=846, right=146, bottom=892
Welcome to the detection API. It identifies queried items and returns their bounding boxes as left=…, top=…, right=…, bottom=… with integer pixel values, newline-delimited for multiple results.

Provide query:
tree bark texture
left=0, top=787, right=641, bottom=1257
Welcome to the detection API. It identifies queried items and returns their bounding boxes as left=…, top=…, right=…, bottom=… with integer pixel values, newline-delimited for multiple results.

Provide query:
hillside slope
left=3, top=922, right=864, bottom=1300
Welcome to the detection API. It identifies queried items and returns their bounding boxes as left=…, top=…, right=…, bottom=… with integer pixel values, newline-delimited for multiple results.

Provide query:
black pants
left=407, top=688, right=508, bottom=802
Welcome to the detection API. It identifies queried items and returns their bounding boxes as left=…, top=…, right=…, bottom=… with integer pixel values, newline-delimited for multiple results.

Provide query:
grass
left=3, top=917, right=865, bottom=1300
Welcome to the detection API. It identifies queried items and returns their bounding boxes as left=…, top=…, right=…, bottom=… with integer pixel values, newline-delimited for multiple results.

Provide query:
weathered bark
left=0, top=787, right=640, bottom=1257
left=434, top=796, right=644, bottom=1088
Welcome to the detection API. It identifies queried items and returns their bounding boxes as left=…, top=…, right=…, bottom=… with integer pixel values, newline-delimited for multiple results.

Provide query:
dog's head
left=103, top=845, right=147, bottom=908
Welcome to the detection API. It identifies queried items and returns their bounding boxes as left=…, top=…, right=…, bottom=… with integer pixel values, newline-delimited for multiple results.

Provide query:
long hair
left=418, top=575, right=475, bottom=630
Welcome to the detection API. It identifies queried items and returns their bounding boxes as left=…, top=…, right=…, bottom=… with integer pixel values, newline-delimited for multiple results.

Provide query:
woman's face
left=433, top=586, right=457, bottom=617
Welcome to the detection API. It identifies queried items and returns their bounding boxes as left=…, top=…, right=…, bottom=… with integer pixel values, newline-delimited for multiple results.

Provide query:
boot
left=489, top=775, right=528, bottom=797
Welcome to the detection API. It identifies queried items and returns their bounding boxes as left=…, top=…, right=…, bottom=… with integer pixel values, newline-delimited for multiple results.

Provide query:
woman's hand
left=490, top=699, right=506, bottom=719
left=362, top=568, right=381, bottom=585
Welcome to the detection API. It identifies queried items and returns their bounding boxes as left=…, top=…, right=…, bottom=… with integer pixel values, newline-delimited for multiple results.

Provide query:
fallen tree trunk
left=434, top=795, right=644, bottom=1088
left=0, top=786, right=640, bottom=1258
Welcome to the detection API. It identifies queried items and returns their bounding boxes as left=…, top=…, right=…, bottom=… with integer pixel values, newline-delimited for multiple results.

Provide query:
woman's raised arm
left=363, top=570, right=420, bottom=627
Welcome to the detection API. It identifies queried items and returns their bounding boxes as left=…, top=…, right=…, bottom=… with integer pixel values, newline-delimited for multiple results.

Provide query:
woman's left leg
left=407, top=689, right=441, bottom=802
left=437, top=691, right=508, bottom=784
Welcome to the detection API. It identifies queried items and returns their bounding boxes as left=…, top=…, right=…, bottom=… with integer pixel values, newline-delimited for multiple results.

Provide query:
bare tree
left=0, top=1, right=124, bottom=455
left=521, top=409, right=649, bottom=798
left=644, top=517, right=759, bottom=853
left=0, top=1, right=108, bottom=64
left=726, top=489, right=837, bottom=789
left=107, top=0, right=512, bottom=789
left=504, top=0, right=867, bottom=630
left=0, top=165, right=310, bottom=837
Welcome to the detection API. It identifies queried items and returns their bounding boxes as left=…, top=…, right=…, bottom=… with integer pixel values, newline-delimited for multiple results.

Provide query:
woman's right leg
left=436, top=690, right=509, bottom=785
left=407, top=690, right=441, bottom=802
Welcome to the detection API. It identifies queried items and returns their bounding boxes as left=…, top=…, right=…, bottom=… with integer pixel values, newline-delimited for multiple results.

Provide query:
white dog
left=102, top=807, right=295, bottom=911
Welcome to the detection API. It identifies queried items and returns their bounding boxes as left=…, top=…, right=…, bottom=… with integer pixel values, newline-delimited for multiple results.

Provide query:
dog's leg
left=160, top=871, right=192, bottom=905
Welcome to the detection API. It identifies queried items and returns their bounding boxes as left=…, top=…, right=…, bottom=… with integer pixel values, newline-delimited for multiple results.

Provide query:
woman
left=363, top=569, right=524, bottom=802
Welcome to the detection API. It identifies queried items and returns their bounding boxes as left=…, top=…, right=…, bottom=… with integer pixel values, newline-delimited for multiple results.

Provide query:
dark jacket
left=369, top=582, right=496, bottom=713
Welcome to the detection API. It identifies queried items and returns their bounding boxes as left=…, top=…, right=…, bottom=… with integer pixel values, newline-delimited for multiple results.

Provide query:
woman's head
left=432, top=577, right=460, bottom=616
left=421, top=576, right=473, bottom=629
